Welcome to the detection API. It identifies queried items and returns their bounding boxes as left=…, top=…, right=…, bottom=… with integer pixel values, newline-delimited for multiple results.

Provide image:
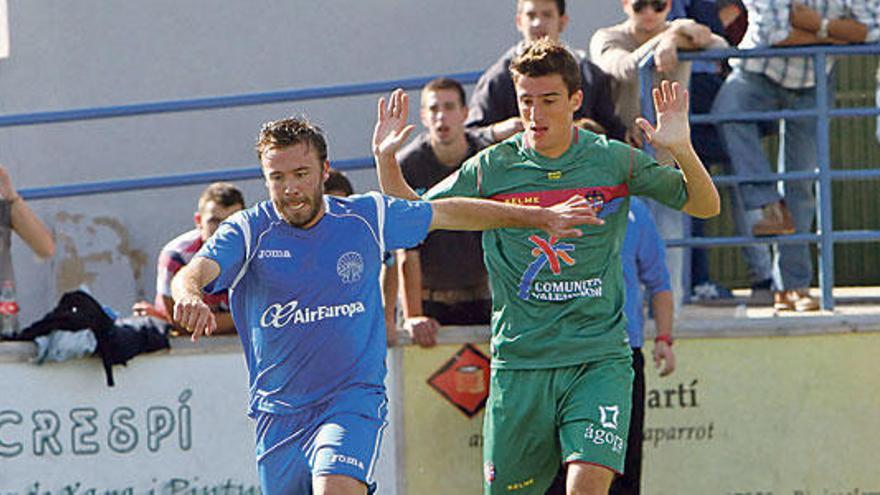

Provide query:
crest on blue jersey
left=337, top=251, right=364, bottom=283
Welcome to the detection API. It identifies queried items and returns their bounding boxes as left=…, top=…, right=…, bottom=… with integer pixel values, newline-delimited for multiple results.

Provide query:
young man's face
left=623, top=0, right=671, bottom=35
left=515, top=73, right=582, bottom=157
left=195, top=200, right=243, bottom=241
left=420, top=88, right=469, bottom=146
left=262, top=142, right=329, bottom=228
left=516, top=0, right=568, bottom=44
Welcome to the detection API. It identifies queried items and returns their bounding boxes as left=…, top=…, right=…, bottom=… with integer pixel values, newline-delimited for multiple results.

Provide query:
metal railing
left=639, top=43, right=880, bottom=310
left=9, top=71, right=482, bottom=200
left=6, top=45, right=879, bottom=310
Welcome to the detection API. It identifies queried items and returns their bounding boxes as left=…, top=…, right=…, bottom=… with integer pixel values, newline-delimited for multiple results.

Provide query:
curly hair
left=255, top=116, right=328, bottom=163
left=509, top=38, right=581, bottom=97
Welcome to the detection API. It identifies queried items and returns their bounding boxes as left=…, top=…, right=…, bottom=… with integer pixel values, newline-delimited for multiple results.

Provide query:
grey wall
left=0, top=0, right=624, bottom=322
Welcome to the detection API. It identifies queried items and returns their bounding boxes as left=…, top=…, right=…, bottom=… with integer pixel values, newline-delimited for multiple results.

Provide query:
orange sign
left=427, top=344, right=491, bottom=417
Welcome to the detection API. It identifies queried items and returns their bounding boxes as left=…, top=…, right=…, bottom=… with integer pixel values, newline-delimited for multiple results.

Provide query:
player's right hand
left=542, top=195, right=604, bottom=238
left=404, top=316, right=440, bottom=348
left=173, top=297, right=217, bottom=342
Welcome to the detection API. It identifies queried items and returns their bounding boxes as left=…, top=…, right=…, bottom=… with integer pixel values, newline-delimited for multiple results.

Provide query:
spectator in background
left=668, top=0, right=774, bottom=301
left=546, top=134, right=677, bottom=495
left=467, top=0, right=628, bottom=143
left=324, top=168, right=400, bottom=347
left=397, top=77, right=495, bottom=348
left=610, top=197, right=676, bottom=494
left=590, top=0, right=726, bottom=306
left=712, top=0, right=880, bottom=311
left=590, top=0, right=727, bottom=161
left=134, top=182, right=245, bottom=332
left=324, top=168, right=354, bottom=197
left=0, top=165, right=55, bottom=338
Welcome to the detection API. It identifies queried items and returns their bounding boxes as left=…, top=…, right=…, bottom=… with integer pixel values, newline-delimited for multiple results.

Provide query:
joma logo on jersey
left=330, top=454, right=365, bottom=471
left=258, top=249, right=292, bottom=259
left=260, top=299, right=366, bottom=328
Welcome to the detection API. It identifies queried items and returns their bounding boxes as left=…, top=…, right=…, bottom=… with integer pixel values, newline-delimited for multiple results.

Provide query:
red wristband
left=654, top=334, right=674, bottom=346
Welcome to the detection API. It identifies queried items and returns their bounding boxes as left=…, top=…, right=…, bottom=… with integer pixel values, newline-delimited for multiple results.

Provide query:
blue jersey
left=198, top=193, right=432, bottom=416
left=621, top=198, right=671, bottom=349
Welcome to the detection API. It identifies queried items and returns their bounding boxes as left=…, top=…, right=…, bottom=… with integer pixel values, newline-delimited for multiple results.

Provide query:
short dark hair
left=509, top=38, right=581, bottom=97
left=423, top=77, right=467, bottom=107
left=255, top=116, right=328, bottom=164
left=517, top=0, right=565, bottom=16
left=324, top=169, right=354, bottom=197
left=198, top=182, right=245, bottom=211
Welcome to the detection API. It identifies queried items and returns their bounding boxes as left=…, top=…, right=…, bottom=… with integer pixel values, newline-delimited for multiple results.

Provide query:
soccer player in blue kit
left=171, top=116, right=601, bottom=495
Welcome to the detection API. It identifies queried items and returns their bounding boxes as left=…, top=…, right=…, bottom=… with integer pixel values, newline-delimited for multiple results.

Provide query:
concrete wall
left=0, top=0, right=624, bottom=321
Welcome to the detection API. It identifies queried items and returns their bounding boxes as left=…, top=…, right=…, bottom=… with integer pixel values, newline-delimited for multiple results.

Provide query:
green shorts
left=482, top=355, right=633, bottom=494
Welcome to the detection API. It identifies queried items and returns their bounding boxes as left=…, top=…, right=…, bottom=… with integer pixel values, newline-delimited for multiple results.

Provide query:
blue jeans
left=713, top=69, right=819, bottom=290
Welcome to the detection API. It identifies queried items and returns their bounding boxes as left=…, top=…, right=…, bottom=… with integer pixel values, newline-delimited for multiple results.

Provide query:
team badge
left=547, top=171, right=562, bottom=180
left=336, top=251, right=364, bottom=283
left=584, top=190, right=605, bottom=211
left=484, top=461, right=495, bottom=484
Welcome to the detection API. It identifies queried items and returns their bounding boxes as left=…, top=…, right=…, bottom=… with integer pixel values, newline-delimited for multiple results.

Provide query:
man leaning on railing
left=711, top=0, right=880, bottom=312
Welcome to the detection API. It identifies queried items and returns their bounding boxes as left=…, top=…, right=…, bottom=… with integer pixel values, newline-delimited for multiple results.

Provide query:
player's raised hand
left=634, top=80, right=691, bottom=152
left=174, top=296, right=217, bottom=342
left=372, top=88, right=416, bottom=159
left=541, top=195, right=604, bottom=238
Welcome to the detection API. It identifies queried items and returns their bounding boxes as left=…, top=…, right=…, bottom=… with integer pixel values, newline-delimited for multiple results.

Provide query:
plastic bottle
left=0, top=280, right=19, bottom=338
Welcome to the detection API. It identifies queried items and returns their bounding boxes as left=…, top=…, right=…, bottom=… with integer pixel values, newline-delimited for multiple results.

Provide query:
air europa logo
left=259, top=299, right=366, bottom=328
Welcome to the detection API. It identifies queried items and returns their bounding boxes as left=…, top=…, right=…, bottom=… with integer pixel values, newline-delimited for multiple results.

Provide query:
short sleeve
left=624, top=145, right=688, bottom=211
left=197, top=218, right=248, bottom=294
left=378, top=194, right=433, bottom=251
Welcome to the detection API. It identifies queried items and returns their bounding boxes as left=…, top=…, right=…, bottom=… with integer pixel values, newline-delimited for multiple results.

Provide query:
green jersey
left=424, top=129, right=687, bottom=369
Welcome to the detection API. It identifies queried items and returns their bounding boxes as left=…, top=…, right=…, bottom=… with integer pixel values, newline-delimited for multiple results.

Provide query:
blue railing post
left=814, top=53, right=834, bottom=310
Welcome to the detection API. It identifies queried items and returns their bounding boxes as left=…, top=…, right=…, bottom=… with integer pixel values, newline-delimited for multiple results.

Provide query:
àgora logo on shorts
left=599, top=405, right=620, bottom=429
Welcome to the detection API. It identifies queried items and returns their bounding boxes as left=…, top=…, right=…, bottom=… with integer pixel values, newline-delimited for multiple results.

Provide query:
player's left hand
left=373, top=88, right=416, bottom=160
left=541, top=195, right=604, bottom=238
left=634, top=80, right=691, bottom=152
left=652, top=340, right=676, bottom=377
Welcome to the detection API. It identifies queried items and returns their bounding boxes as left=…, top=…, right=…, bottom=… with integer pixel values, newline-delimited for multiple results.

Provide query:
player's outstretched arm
left=372, top=89, right=420, bottom=200
left=171, top=256, right=221, bottom=342
left=635, top=81, right=720, bottom=219
left=429, top=194, right=603, bottom=238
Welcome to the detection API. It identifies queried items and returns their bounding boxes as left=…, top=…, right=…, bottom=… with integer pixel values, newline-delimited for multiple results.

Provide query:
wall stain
left=54, top=213, right=147, bottom=296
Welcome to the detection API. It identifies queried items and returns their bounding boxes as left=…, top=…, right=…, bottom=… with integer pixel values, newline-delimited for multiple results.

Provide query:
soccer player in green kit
left=373, top=39, right=719, bottom=495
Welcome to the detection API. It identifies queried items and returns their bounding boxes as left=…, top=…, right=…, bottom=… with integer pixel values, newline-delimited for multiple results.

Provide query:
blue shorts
left=253, top=385, right=388, bottom=495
